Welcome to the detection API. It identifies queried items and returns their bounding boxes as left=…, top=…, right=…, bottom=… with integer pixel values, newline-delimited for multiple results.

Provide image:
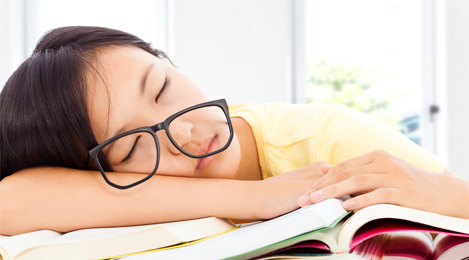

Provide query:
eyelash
left=155, top=77, right=170, bottom=103
left=121, top=135, right=141, bottom=164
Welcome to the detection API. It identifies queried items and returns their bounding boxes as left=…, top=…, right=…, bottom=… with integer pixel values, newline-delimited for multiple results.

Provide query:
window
left=297, top=0, right=437, bottom=151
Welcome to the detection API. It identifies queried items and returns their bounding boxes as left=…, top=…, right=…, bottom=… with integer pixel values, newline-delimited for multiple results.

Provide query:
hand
left=297, top=150, right=469, bottom=219
left=251, top=161, right=328, bottom=220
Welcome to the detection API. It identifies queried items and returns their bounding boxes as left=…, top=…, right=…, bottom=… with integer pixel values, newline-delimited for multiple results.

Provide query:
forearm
left=0, top=167, right=260, bottom=235
left=434, top=170, right=469, bottom=219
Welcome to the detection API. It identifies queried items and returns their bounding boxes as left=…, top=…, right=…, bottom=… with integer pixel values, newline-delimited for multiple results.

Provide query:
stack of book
left=1, top=198, right=469, bottom=260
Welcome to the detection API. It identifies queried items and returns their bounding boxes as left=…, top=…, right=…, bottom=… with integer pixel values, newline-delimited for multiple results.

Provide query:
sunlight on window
left=305, top=0, right=424, bottom=145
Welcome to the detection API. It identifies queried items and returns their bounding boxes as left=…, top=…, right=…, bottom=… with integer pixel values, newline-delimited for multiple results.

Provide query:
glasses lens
left=97, top=131, right=158, bottom=187
left=168, top=105, right=231, bottom=157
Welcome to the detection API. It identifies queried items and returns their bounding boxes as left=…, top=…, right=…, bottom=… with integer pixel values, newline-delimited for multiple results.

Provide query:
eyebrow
left=140, top=63, right=156, bottom=96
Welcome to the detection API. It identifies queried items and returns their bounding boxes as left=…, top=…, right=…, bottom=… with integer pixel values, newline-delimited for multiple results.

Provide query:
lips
left=195, top=136, right=219, bottom=172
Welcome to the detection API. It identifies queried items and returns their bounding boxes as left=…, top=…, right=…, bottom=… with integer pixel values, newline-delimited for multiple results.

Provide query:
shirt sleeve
left=313, top=104, right=445, bottom=173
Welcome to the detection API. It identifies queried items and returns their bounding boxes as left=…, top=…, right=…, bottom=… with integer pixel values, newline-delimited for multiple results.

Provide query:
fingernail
left=309, top=190, right=324, bottom=202
left=343, top=199, right=356, bottom=210
left=297, top=194, right=310, bottom=207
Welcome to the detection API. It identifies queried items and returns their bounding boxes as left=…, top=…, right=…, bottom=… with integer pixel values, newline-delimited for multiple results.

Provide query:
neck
left=231, top=118, right=263, bottom=180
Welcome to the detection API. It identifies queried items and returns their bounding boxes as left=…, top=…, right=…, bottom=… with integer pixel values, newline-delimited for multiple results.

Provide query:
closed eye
left=155, top=77, right=170, bottom=103
left=121, top=135, right=142, bottom=164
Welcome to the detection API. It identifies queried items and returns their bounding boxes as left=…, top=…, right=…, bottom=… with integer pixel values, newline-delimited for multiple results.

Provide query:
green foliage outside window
left=306, top=58, right=405, bottom=130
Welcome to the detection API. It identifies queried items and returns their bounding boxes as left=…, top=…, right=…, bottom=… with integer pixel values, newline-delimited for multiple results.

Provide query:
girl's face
left=87, top=46, right=241, bottom=179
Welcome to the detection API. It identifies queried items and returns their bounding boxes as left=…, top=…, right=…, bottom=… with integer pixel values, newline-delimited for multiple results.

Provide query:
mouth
left=195, top=136, right=220, bottom=172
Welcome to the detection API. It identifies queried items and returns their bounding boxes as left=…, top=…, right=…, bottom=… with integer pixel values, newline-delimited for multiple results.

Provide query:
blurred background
left=1, top=0, right=469, bottom=178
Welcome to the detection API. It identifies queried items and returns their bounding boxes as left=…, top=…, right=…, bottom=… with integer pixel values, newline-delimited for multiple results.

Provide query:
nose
left=167, top=120, right=193, bottom=154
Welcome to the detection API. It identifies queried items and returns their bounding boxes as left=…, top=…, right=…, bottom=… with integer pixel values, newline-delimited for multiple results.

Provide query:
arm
left=0, top=162, right=326, bottom=235
left=297, top=150, right=469, bottom=219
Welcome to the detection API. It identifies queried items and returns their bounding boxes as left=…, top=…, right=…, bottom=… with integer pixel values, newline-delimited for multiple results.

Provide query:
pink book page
left=349, top=219, right=469, bottom=250
left=384, top=232, right=432, bottom=260
left=433, top=235, right=469, bottom=259
left=250, top=241, right=330, bottom=259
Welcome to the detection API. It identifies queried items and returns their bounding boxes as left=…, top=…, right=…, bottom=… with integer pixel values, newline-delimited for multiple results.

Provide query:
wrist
left=454, top=178, right=469, bottom=219
left=224, top=180, right=278, bottom=220
left=250, top=180, right=301, bottom=220
left=435, top=174, right=469, bottom=219
left=208, top=179, right=263, bottom=220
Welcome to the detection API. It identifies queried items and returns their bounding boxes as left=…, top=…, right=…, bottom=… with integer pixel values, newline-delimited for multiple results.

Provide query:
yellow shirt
left=229, top=102, right=445, bottom=179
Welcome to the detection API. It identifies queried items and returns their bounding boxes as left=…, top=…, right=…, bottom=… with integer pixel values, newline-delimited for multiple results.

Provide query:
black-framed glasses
left=89, top=99, right=234, bottom=189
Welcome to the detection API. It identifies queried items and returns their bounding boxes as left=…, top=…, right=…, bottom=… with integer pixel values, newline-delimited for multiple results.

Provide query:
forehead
left=86, top=46, right=162, bottom=143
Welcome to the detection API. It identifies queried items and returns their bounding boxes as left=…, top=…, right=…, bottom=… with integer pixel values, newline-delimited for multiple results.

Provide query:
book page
left=338, top=204, right=469, bottom=251
left=2, top=217, right=233, bottom=260
left=29, top=217, right=231, bottom=245
left=13, top=217, right=234, bottom=260
left=348, top=218, right=469, bottom=252
left=433, top=234, right=469, bottom=260
left=254, top=254, right=363, bottom=260
left=384, top=232, right=432, bottom=259
left=122, top=198, right=348, bottom=260
left=0, top=230, right=60, bottom=260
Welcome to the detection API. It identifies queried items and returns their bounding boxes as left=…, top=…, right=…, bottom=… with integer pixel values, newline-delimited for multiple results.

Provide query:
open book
left=120, top=200, right=469, bottom=260
left=120, top=198, right=350, bottom=260
left=342, top=204, right=469, bottom=260
left=243, top=204, right=469, bottom=260
left=0, top=217, right=235, bottom=260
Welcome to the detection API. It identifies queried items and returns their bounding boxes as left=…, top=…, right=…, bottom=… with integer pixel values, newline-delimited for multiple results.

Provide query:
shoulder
left=230, top=102, right=345, bottom=148
left=229, top=102, right=334, bottom=121
left=229, top=102, right=341, bottom=139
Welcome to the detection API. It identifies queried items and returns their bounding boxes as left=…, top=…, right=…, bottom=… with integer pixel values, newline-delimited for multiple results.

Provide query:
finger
left=311, top=150, right=395, bottom=191
left=297, top=193, right=313, bottom=207
left=320, top=164, right=333, bottom=174
left=308, top=173, right=394, bottom=204
left=328, top=151, right=377, bottom=175
left=312, top=153, right=376, bottom=188
left=312, top=162, right=388, bottom=193
left=342, top=188, right=401, bottom=210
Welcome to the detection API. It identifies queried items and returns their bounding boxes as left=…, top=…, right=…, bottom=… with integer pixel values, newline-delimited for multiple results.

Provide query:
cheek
left=154, top=151, right=196, bottom=177
left=207, top=135, right=242, bottom=179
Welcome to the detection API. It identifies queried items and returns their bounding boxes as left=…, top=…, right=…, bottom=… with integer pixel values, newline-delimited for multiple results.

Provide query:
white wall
left=0, top=0, right=23, bottom=88
left=0, top=0, right=12, bottom=88
left=441, top=0, right=469, bottom=178
left=168, top=0, right=292, bottom=104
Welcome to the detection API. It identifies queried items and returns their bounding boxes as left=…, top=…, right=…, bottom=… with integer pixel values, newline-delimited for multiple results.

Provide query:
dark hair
left=0, top=26, right=170, bottom=180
